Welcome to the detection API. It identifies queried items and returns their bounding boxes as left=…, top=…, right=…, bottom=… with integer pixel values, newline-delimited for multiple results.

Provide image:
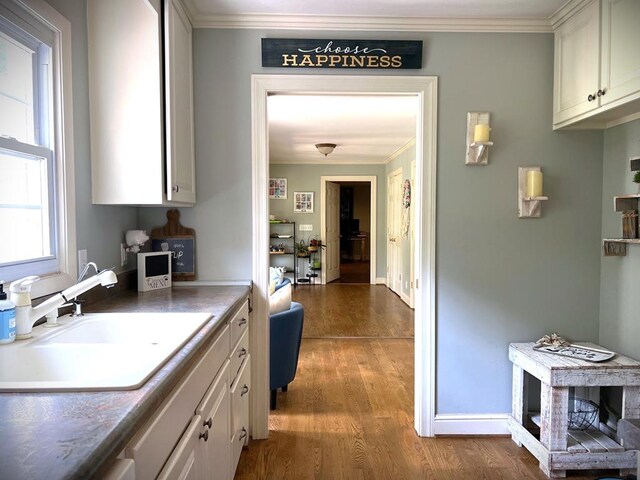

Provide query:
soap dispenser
left=0, top=282, right=16, bottom=344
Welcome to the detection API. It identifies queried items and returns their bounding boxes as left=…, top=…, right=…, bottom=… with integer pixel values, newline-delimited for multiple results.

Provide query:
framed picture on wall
left=294, top=191, right=314, bottom=213
left=269, top=178, right=287, bottom=199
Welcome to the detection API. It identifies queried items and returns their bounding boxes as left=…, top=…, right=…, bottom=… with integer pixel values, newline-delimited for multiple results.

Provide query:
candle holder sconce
left=465, top=112, right=494, bottom=166
left=518, top=166, right=549, bottom=218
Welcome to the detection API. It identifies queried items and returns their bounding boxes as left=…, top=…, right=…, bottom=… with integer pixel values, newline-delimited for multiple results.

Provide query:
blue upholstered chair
left=269, top=299, right=304, bottom=410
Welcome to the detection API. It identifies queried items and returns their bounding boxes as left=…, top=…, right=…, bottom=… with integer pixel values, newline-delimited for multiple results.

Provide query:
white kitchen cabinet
left=230, top=353, right=251, bottom=477
left=157, top=414, right=203, bottom=480
left=121, top=296, right=251, bottom=480
left=552, top=0, right=600, bottom=125
left=196, top=361, right=231, bottom=480
left=553, top=0, right=640, bottom=129
left=88, top=0, right=195, bottom=205
left=600, top=0, right=640, bottom=107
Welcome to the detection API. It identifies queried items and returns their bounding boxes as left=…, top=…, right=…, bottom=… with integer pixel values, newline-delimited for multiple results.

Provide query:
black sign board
left=262, top=39, right=423, bottom=69
left=151, top=238, right=195, bottom=279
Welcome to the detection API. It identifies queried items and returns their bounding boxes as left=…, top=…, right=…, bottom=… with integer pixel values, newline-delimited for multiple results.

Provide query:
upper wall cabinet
left=88, top=0, right=196, bottom=205
left=553, top=0, right=640, bottom=130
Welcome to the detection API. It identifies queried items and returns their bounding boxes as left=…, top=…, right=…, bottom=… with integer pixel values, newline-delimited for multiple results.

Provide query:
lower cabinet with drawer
left=119, top=297, right=250, bottom=480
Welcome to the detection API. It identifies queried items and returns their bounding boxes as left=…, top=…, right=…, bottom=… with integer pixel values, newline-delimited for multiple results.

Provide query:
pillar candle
left=473, top=124, right=490, bottom=143
left=526, top=170, right=543, bottom=198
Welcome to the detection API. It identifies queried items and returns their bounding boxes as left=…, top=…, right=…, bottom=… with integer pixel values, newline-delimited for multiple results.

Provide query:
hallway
left=237, top=285, right=613, bottom=479
left=293, top=284, right=414, bottom=338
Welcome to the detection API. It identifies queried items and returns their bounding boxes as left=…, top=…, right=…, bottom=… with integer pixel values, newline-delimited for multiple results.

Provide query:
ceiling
left=268, top=95, right=417, bottom=165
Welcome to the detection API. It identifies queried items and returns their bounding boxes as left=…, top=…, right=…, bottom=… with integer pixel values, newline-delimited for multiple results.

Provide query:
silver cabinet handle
left=238, top=317, right=247, bottom=326
left=203, top=418, right=212, bottom=429
left=238, top=347, right=247, bottom=358
left=239, top=427, right=247, bottom=441
left=172, top=185, right=179, bottom=192
left=199, top=430, right=209, bottom=442
left=241, top=384, right=249, bottom=396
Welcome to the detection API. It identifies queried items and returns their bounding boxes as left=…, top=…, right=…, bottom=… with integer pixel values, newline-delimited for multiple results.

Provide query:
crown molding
left=550, top=0, right=592, bottom=29
left=183, top=10, right=554, bottom=33
left=385, top=137, right=416, bottom=164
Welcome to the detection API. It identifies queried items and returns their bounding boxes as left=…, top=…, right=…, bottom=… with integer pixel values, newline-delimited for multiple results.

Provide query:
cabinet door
left=230, top=356, right=251, bottom=477
left=553, top=0, right=600, bottom=125
left=157, top=414, right=205, bottom=480
left=88, top=0, right=164, bottom=205
left=600, top=0, right=640, bottom=106
left=165, top=0, right=196, bottom=204
left=197, top=362, right=231, bottom=480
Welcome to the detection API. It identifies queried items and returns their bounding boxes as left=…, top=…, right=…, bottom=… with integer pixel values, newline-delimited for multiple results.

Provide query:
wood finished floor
left=238, top=286, right=610, bottom=479
left=292, top=284, right=414, bottom=338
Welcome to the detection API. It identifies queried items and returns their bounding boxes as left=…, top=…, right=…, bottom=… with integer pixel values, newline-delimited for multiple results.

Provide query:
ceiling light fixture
left=315, top=143, right=336, bottom=157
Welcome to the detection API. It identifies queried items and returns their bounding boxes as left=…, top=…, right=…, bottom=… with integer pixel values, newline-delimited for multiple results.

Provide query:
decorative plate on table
left=534, top=344, right=615, bottom=362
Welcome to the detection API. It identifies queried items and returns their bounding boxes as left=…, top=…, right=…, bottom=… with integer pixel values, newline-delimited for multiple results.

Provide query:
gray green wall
left=139, top=28, right=605, bottom=415
left=46, top=0, right=138, bottom=276
left=268, top=164, right=387, bottom=279
left=599, top=118, right=640, bottom=359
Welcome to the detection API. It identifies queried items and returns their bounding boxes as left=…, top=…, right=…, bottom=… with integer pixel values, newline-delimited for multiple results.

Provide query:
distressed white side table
left=508, top=342, right=640, bottom=478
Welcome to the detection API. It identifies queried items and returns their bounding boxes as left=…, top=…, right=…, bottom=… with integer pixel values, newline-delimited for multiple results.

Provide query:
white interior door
left=325, top=181, right=340, bottom=283
left=387, top=168, right=402, bottom=295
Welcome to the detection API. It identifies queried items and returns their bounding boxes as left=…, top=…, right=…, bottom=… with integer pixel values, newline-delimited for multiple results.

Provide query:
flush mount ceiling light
left=315, top=143, right=337, bottom=157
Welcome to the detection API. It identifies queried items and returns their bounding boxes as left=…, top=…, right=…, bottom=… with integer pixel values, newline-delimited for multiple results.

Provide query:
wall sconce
left=315, top=143, right=336, bottom=157
left=465, top=112, right=493, bottom=165
left=518, top=167, right=548, bottom=218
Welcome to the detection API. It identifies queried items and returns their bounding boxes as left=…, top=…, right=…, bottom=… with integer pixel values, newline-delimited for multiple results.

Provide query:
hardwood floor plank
left=237, top=287, right=618, bottom=479
left=293, top=285, right=414, bottom=338
left=236, top=338, right=618, bottom=479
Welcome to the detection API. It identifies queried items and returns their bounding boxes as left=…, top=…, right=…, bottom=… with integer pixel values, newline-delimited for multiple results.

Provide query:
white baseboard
left=434, top=413, right=510, bottom=435
left=375, top=277, right=386, bottom=285
left=400, top=291, right=411, bottom=306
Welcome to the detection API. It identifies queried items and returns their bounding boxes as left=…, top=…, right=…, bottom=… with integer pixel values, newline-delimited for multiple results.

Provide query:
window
left=0, top=0, right=75, bottom=296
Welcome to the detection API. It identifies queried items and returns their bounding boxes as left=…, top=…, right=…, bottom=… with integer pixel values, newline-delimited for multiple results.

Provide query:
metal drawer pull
left=241, top=385, right=249, bottom=396
left=199, top=430, right=209, bottom=442
left=239, top=427, right=247, bottom=440
left=238, top=317, right=247, bottom=326
left=172, top=185, right=179, bottom=193
left=587, top=93, right=596, bottom=102
left=238, top=347, right=247, bottom=358
left=203, top=418, right=212, bottom=429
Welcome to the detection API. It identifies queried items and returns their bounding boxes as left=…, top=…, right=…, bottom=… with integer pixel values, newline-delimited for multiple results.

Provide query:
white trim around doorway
left=251, top=74, right=438, bottom=439
left=320, top=176, right=377, bottom=285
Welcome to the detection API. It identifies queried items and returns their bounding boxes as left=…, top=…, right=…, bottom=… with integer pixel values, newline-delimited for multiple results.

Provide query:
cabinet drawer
left=229, top=299, right=249, bottom=351
left=230, top=329, right=249, bottom=386
left=230, top=354, right=251, bottom=443
left=125, top=324, right=229, bottom=480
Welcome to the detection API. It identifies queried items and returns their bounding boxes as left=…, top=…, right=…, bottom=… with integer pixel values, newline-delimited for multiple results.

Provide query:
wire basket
left=568, top=397, right=599, bottom=430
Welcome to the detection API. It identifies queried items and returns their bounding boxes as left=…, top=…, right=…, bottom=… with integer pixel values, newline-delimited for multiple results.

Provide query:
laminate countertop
left=0, top=285, right=250, bottom=480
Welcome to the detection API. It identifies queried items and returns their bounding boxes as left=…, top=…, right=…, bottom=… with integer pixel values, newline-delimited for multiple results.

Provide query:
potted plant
left=307, top=235, right=325, bottom=253
left=294, top=240, right=309, bottom=257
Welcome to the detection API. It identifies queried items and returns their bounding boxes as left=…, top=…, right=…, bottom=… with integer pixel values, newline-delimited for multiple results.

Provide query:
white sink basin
left=0, top=312, right=212, bottom=392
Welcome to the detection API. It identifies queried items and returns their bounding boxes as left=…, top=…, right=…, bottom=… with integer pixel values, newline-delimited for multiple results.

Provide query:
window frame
left=0, top=0, right=76, bottom=298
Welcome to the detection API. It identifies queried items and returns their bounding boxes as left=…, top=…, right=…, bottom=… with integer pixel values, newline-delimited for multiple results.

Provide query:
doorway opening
left=320, top=176, right=377, bottom=285
left=252, top=75, right=438, bottom=440
left=337, top=182, right=371, bottom=283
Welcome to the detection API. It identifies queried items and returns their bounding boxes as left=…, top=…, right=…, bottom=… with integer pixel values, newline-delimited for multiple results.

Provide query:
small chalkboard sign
left=151, top=209, right=196, bottom=281
left=151, top=238, right=194, bottom=276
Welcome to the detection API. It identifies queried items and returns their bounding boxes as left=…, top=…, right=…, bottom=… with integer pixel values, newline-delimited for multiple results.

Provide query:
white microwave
left=137, top=251, right=172, bottom=291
